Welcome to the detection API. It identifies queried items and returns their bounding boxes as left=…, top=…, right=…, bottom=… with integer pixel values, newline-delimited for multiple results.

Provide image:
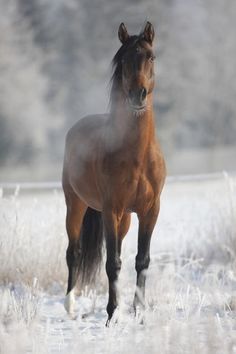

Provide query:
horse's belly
left=69, top=166, right=103, bottom=211
left=72, top=180, right=102, bottom=211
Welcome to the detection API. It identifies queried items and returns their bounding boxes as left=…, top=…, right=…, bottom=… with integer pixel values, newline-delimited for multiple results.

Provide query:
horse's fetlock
left=106, top=300, right=117, bottom=319
left=106, top=257, right=121, bottom=281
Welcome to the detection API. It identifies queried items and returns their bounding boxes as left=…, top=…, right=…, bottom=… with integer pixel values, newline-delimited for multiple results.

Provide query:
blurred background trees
left=0, top=0, right=235, bottom=180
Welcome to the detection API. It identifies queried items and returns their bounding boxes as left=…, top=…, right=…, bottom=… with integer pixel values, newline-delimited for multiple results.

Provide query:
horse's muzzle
left=128, top=87, right=147, bottom=112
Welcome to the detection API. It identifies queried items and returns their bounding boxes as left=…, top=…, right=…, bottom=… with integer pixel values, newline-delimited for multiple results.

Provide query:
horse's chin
left=132, top=106, right=146, bottom=117
left=126, top=97, right=147, bottom=116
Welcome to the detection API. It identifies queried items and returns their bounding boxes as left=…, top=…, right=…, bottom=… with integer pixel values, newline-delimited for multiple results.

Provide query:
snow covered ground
left=0, top=172, right=236, bottom=353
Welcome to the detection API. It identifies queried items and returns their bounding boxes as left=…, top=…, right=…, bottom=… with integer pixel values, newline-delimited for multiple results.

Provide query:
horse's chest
left=115, top=164, right=156, bottom=211
left=101, top=151, right=159, bottom=211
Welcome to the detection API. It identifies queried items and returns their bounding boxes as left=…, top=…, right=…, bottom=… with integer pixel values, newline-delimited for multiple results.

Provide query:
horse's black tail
left=78, top=207, right=104, bottom=287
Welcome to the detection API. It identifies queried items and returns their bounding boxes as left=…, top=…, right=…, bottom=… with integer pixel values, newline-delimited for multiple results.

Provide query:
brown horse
left=62, top=22, right=166, bottom=324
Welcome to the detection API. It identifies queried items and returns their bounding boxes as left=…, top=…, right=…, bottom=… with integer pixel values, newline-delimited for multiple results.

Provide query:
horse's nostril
left=141, top=88, right=147, bottom=101
left=128, top=88, right=147, bottom=105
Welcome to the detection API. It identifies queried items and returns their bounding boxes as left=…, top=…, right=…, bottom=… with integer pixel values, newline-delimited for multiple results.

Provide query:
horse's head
left=117, top=22, right=156, bottom=114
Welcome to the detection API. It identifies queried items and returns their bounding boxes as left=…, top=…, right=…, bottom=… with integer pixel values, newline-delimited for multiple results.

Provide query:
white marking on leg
left=64, top=288, right=75, bottom=315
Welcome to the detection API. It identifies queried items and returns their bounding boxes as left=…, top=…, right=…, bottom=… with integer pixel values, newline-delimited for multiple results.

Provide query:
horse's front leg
left=103, top=210, right=122, bottom=325
left=134, top=202, right=160, bottom=313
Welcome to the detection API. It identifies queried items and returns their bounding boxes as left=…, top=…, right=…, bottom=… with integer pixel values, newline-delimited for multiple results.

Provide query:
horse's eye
left=149, top=55, right=156, bottom=62
left=146, top=52, right=156, bottom=62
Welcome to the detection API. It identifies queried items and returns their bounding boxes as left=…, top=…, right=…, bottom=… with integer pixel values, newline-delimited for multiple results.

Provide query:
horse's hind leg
left=64, top=192, right=87, bottom=315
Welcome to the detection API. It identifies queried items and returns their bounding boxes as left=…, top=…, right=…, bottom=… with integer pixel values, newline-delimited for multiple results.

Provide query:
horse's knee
left=135, top=254, right=150, bottom=274
left=106, top=256, right=121, bottom=282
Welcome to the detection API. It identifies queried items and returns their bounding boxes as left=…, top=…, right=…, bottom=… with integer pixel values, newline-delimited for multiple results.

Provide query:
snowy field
left=0, top=172, right=236, bottom=354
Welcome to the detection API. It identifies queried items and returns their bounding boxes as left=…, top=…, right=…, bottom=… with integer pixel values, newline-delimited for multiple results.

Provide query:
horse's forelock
left=112, top=35, right=140, bottom=69
left=110, top=35, right=140, bottom=98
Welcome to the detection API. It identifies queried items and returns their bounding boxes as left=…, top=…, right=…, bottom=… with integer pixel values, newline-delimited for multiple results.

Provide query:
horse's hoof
left=105, top=308, right=119, bottom=327
left=133, top=305, right=145, bottom=324
left=64, top=289, right=75, bottom=316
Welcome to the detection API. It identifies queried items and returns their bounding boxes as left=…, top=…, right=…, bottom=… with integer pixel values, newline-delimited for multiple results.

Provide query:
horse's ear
left=118, top=23, right=129, bottom=44
left=142, top=22, right=155, bottom=45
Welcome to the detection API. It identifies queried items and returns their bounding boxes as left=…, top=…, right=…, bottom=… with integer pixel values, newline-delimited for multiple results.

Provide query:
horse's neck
left=109, top=93, right=155, bottom=156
